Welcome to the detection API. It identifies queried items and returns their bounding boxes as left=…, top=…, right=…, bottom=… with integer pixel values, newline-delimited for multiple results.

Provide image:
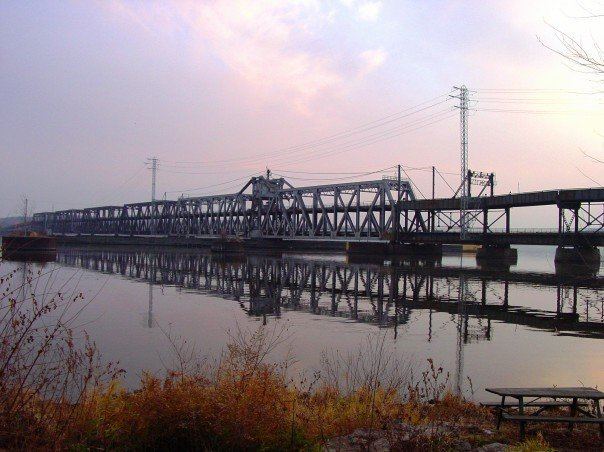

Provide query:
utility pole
left=23, top=197, right=28, bottom=236
left=452, top=85, right=470, bottom=239
left=432, top=166, right=435, bottom=199
left=451, top=86, right=471, bottom=396
left=147, top=282, right=154, bottom=328
left=396, top=164, right=401, bottom=243
left=149, top=157, right=158, bottom=202
left=455, top=273, right=467, bottom=396
left=147, top=157, right=158, bottom=235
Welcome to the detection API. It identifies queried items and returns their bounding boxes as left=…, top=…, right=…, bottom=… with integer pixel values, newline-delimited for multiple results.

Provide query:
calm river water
left=4, top=245, right=603, bottom=401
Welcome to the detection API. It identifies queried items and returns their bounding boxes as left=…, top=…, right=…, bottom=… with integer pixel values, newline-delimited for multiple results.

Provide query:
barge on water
left=1, top=234, right=57, bottom=261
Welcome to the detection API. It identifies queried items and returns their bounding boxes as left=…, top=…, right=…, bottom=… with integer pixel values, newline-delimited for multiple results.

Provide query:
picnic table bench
left=480, top=400, right=588, bottom=409
left=485, top=387, right=604, bottom=440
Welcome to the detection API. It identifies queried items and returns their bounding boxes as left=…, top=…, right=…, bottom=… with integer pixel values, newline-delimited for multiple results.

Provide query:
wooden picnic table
left=485, top=387, right=604, bottom=440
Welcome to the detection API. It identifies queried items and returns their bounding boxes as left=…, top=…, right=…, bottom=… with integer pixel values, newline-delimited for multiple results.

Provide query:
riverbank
left=1, top=326, right=601, bottom=450
left=2, top=259, right=602, bottom=450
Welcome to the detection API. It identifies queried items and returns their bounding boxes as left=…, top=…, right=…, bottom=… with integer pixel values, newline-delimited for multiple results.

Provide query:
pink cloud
left=357, top=1, right=382, bottom=22
left=358, top=48, right=387, bottom=77
left=190, top=0, right=343, bottom=112
left=101, top=0, right=391, bottom=112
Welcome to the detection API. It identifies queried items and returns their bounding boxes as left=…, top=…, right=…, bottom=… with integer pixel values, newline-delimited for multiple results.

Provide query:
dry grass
left=1, top=262, right=602, bottom=450
left=0, top=262, right=122, bottom=449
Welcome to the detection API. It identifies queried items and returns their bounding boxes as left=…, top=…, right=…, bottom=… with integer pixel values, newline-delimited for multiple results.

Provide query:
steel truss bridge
left=33, top=176, right=604, bottom=247
left=55, top=247, right=604, bottom=339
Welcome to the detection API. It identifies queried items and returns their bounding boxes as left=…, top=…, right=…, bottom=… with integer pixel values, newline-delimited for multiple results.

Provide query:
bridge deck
left=400, top=187, right=604, bottom=210
left=30, top=177, right=604, bottom=246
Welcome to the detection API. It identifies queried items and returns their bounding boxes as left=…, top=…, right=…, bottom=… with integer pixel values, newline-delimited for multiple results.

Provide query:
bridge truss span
left=34, top=176, right=415, bottom=240
left=32, top=176, right=604, bottom=246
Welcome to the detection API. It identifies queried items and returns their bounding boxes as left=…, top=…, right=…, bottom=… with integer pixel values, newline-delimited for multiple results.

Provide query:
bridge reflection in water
left=56, top=247, right=604, bottom=341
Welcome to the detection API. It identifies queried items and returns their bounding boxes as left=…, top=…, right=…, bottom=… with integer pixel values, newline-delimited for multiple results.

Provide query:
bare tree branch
left=539, top=6, right=604, bottom=79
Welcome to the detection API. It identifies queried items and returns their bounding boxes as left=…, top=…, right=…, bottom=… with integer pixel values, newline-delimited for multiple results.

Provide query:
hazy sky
left=1, top=0, right=603, bottom=219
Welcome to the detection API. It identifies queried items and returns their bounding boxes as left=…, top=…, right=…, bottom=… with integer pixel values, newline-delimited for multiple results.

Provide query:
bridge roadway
left=32, top=177, right=604, bottom=249
left=54, top=247, right=604, bottom=338
left=401, top=187, right=604, bottom=210
left=401, top=231, right=604, bottom=246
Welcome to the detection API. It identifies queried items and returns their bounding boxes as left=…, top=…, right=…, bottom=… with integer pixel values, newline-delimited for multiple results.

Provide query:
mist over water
left=5, top=245, right=603, bottom=401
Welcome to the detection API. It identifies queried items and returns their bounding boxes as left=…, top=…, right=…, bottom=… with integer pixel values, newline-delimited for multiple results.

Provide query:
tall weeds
left=0, top=261, right=506, bottom=450
left=71, top=327, right=481, bottom=450
left=0, top=262, right=121, bottom=449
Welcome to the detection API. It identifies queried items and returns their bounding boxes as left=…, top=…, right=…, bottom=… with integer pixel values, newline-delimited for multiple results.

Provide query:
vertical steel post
left=23, top=198, right=28, bottom=235
left=149, top=157, right=158, bottom=235
left=459, top=86, right=469, bottom=239
left=451, top=86, right=470, bottom=238
left=505, top=207, right=510, bottom=233
left=396, top=164, right=401, bottom=243
left=147, top=282, right=154, bottom=328
left=151, top=157, right=157, bottom=202
left=489, top=173, right=495, bottom=197
left=455, top=273, right=466, bottom=395
left=430, top=166, right=436, bottom=232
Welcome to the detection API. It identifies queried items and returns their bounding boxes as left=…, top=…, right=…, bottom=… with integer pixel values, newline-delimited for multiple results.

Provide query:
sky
left=0, top=0, right=603, bottom=224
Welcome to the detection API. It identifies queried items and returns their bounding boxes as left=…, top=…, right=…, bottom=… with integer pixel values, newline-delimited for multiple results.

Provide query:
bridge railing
left=431, top=227, right=600, bottom=234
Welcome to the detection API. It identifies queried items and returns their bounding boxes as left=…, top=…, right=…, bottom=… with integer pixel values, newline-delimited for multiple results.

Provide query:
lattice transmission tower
left=452, top=85, right=470, bottom=239
left=147, top=157, right=158, bottom=234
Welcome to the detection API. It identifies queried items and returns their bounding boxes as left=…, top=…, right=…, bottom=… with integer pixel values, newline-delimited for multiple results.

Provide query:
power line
left=272, top=165, right=396, bottom=182
left=159, top=91, right=454, bottom=167
left=98, top=163, right=148, bottom=205
left=477, top=96, right=603, bottom=101
left=198, top=108, right=454, bottom=170
left=435, top=168, right=456, bottom=194
left=580, top=147, right=604, bottom=164
left=272, top=110, right=457, bottom=167
left=273, top=169, right=380, bottom=175
left=477, top=99, right=603, bottom=105
left=165, top=172, right=262, bottom=195
left=475, top=108, right=604, bottom=114
left=273, top=164, right=437, bottom=175
left=575, top=166, right=601, bottom=185
left=156, top=98, right=455, bottom=181
left=157, top=168, right=260, bottom=175
left=400, top=167, right=427, bottom=199
left=160, top=107, right=457, bottom=196
left=475, top=88, right=602, bottom=94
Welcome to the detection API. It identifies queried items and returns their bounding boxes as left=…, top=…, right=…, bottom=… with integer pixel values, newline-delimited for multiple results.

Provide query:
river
left=3, top=244, right=603, bottom=402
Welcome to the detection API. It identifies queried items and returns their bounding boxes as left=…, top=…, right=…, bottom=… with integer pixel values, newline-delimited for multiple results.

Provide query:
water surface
left=4, top=245, right=603, bottom=401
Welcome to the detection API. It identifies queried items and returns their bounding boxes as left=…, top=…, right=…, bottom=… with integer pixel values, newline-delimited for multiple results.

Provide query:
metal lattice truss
left=32, top=175, right=604, bottom=244
left=404, top=204, right=510, bottom=234
left=558, top=202, right=604, bottom=234
left=33, top=176, right=415, bottom=239
left=399, top=169, right=501, bottom=235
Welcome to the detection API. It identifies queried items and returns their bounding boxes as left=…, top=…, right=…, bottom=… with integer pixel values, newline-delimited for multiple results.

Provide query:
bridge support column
left=476, top=244, right=518, bottom=264
left=555, top=246, right=600, bottom=266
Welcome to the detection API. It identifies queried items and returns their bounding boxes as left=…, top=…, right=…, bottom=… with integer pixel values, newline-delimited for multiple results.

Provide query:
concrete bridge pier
left=475, top=244, right=518, bottom=265
left=554, top=245, right=600, bottom=266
